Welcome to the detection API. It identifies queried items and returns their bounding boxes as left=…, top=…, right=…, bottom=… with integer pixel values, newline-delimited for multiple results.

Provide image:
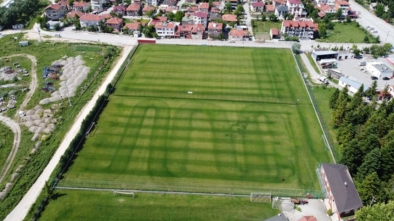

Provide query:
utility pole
left=37, top=27, right=42, bottom=42
left=386, top=31, right=390, bottom=43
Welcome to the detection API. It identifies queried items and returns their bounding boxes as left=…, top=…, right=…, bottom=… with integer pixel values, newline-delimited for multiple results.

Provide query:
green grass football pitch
left=61, top=45, right=331, bottom=194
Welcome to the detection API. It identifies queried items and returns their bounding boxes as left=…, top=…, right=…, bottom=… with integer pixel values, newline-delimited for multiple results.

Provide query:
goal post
left=113, top=190, right=135, bottom=198
left=250, top=192, right=271, bottom=203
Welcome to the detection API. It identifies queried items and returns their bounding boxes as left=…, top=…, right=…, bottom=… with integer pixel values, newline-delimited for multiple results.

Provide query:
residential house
left=198, top=2, right=210, bottom=12
left=45, top=4, right=66, bottom=21
left=222, top=14, right=238, bottom=23
left=334, top=0, right=350, bottom=17
left=270, top=28, right=279, bottom=39
left=210, top=5, right=222, bottom=20
left=281, top=20, right=318, bottom=39
left=162, top=0, right=177, bottom=6
left=79, top=14, right=105, bottom=27
left=182, top=14, right=194, bottom=25
left=286, top=0, right=306, bottom=17
left=150, top=16, right=168, bottom=26
left=178, top=24, right=193, bottom=39
left=165, top=6, right=179, bottom=14
left=184, top=0, right=196, bottom=4
left=275, top=4, right=288, bottom=19
left=249, top=0, right=261, bottom=4
left=147, top=0, right=159, bottom=6
left=155, top=22, right=177, bottom=38
left=133, top=0, right=142, bottom=5
left=319, top=164, right=363, bottom=220
left=316, top=3, right=336, bottom=18
left=316, top=0, right=335, bottom=6
left=90, top=0, right=109, bottom=12
left=265, top=5, right=275, bottom=13
left=123, top=22, right=141, bottom=34
left=193, top=11, right=208, bottom=27
left=126, top=3, right=141, bottom=16
left=273, top=0, right=286, bottom=7
left=229, top=29, right=248, bottom=41
left=251, top=2, right=265, bottom=12
left=184, top=5, right=198, bottom=14
left=143, top=5, right=156, bottom=15
left=191, top=24, right=204, bottom=39
left=113, top=5, right=126, bottom=15
left=106, top=17, right=123, bottom=31
left=58, top=0, right=70, bottom=12
left=67, top=11, right=84, bottom=19
left=207, top=22, right=223, bottom=38
left=73, top=1, right=90, bottom=12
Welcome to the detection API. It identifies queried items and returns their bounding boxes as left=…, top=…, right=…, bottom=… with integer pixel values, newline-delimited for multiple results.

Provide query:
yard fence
left=293, top=53, right=340, bottom=163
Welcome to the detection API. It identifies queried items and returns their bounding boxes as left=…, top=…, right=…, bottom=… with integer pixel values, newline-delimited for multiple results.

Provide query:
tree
left=332, top=87, right=349, bottom=128
left=269, top=14, right=278, bottom=22
left=357, top=148, right=381, bottom=181
left=224, top=2, right=232, bottom=13
left=340, top=139, right=363, bottom=175
left=337, top=123, right=356, bottom=147
left=329, top=88, right=340, bottom=109
left=174, top=11, right=184, bottom=22
left=44, top=180, right=54, bottom=199
left=261, top=13, right=266, bottom=21
left=142, top=25, right=156, bottom=38
left=358, top=172, right=384, bottom=205
left=375, top=3, right=385, bottom=18
left=346, top=15, right=351, bottom=23
left=366, top=80, right=377, bottom=99
left=68, top=0, right=74, bottom=7
left=166, top=12, right=175, bottom=21
left=292, top=43, right=301, bottom=54
left=356, top=201, right=394, bottom=221
left=336, top=8, right=342, bottom=19
left=383, top=43, right=393, bottom=54
left=364, top=35, right=370, bottom=43
left=380, top=140, right=394, bottom=181
left=319, top=23, right=327, bottom=38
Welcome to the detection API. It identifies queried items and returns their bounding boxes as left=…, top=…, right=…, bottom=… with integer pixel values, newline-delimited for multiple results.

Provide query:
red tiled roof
left=265, top=5, right=275, bottom=11
left=178, top=24, right=193, bottom=32
left=101, top=14, right=111, bottom=19
left=208, top=22, right=223, bottom=30
left=213, top=2, right=221, bottom=7
left=270, top=28, right=279, bottom=35
left=193, top=11, right=208, bottom=18
left=222, top=14, right=237, bottom=22
left=199, top=2, right=209, bottom=9
left=252, top=1, right=265, bottom=7
left=106, top=17, right=123, bottom=25
left=124, top=22, right=141, bottom=30
left=114, top=5, right=126, bottom=11
left=155, top=22, right=176, bottom=29
left=318, top=11, right=325, bottom=17
left=282, top=20, right=318, bottom=30
left=166, top=6, right=178, bottom=12
left=275, top=0, right=286, bottom=5
left=229, top=29, right=248, bottom=37
left=298, top=216, right=317, bottom=221
left=67, top=11, right=84, bottom=18
left=143, top=5, right=156, bottom=12
left=73, top=1, right=89, bottom=7
left=336, top=0, right=349, bottom=5
left=127, top=3, right=141, bottom=11
left=80, top=14, right=104, bottom=21
left=192, top=24, right=205, bottom=33
left=318, top=3, right=333, bottom=12
left=45, top=4, right=62, bottom=10
left=288, top=0, right=302, bottom=4
left=59, top=0, right=68, bottom=6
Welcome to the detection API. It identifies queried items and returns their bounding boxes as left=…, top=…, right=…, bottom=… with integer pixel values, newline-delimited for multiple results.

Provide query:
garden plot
left=39, top=55, right=90, bottom=105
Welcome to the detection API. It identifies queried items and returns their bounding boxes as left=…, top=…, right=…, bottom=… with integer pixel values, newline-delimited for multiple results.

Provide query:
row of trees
left=0, top=0, right=40, bottom=28
left=329, top=85, right=394, bottom=206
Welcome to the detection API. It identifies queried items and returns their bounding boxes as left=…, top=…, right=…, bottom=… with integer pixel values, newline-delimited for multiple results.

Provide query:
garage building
left=366, top=62, right=393, bottom=79
left=312, top=50, right=338, bottom=61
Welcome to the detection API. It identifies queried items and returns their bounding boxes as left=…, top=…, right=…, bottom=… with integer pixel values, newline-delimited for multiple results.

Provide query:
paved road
left=0, top=115, right=21, bottom=184
left=4, top=45, right=133, bottom=221
left=350, top=0, right=394, bottom=44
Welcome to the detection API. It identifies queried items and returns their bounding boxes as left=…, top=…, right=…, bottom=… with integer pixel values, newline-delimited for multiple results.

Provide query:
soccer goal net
left=113, top=191, right=136, bottom=198
left=250, top=192, right=271, bottom=203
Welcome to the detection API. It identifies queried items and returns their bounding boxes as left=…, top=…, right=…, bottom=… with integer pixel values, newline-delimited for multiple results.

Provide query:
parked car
left=371, top=76, right=378, bottom=80
left=291, top=198, right=309, bottom=205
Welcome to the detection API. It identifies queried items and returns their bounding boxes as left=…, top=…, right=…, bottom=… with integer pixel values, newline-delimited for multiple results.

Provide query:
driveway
left=283, top=199, right=331, bottom=221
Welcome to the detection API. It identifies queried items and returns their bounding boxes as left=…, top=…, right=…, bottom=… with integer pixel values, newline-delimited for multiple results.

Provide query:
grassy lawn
left=317, top=21, right=378, bottom=43
left=61, top=45, right=331, bottom=196
left=39, top=190, right=279, bottom=221
left=0, top=122, right=13, bottom=174
left=252, top=20, right=282, bottom=33
left=0, top=34, right=120, bottom=220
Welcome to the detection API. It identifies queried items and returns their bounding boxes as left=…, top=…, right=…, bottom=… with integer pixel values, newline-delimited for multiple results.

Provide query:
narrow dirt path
left=0, top=115, right=21, bottom=183
left=0, top=54, right=37, bottom=183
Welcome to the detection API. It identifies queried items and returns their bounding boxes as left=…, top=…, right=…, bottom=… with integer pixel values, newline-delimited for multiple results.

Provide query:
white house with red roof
left=335, top=0, right=350, bottom=17
left=67, top=11, right=84, bottom=19
left=229, top=29, right=248, bottom=41
left=73, top=1, right=90, bottom=11
left=198, top=2, right=210, bottom=12
left=270, top=28, right=280, bottom=39
left=90, top=0, right=108, bottom=12
left=193, top=11, right=208, bottom=27
left=106, top=17, right=123, bottom=31
left=177, top=24, right=204, bottom=39
left=113, top=5, right=126, bottom=15
left=184, top=0, right=196, bottom=3
left=123, top=22, right=142, bottom=34
left=45, top=4, right=67, bottom=20
left=286, top=0, right=306, bottom=17
left=316, top=0, right=335, bottom=6
left=222, top=14, right=238, bottom=22
left=142, top=5, right=156, bottom=15
left=207, top=22, right=223, bottom=38
left=316, top=3, right=336, bottom=18
left=147, top=0, right=159, bottom=6
left=155, top=22, right=177, bottom=38
left=281, top=20, right=318, bottom=39
left=126, top=3, right=141, bottom=16
left=251, top=2, right=264, bottom=12
left=79, top=14, right=105, bottom=27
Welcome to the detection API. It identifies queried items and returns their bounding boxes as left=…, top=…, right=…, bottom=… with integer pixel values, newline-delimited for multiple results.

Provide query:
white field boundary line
left=55, top=186, right=250, bottom=198
left=4, top=46, right=134, bottom=221
left=291, top=51, right=336, bottom=164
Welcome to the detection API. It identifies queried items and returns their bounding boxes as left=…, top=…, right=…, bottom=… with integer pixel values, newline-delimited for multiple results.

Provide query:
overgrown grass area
left=0, top=33, right=120, bottom=220
left=252, top=20, right=282, bottom=34
left=0, top=122, right=14, bottom=175
left=60, top=45, right=331, bottom=196
left=39, top=190, right=279, bottom=221
left=317, top=21, right=379, bottom=43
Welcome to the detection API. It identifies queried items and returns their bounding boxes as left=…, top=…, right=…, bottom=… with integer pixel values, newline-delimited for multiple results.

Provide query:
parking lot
left=334, top=55, right=394, bottom=90
left=282, top=199, right=331, bottom=221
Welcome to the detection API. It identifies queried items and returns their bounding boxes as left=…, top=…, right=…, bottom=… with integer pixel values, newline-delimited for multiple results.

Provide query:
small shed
left=339, top=77, right=369, bottom=94
left=270, top=28, right=279, bottom=39
left=19, top=41, right=29, bottom=46
left=312, top=50, right=338, bottom=61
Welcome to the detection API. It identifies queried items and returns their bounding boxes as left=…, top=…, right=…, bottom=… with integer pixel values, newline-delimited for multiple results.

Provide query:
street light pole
left=386, top=31, right=390, bottom=43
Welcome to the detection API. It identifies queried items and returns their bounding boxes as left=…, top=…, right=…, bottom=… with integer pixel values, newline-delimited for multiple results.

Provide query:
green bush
left=327, top=208, right=333, bottom=216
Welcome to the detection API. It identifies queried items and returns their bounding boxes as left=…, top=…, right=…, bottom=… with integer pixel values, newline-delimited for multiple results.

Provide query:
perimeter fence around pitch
left=57, top=179, right=323, bottom=199
left=293, top=53, right=340, bottom=163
